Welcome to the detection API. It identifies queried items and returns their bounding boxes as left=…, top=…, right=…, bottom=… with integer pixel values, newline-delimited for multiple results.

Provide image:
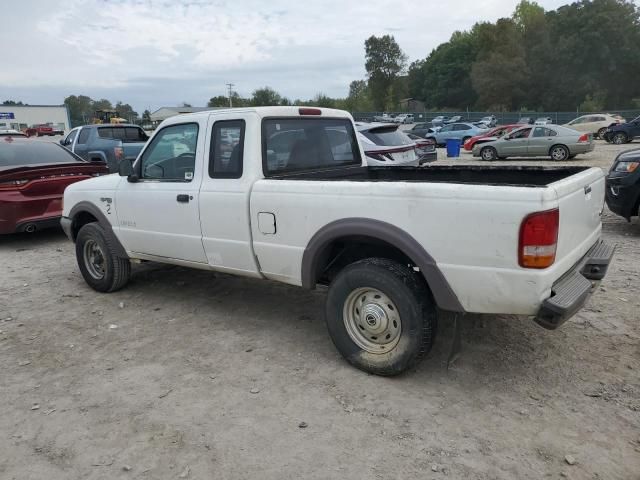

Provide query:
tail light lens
left=578, top=134, right=589, bottom=143
left=519, top=208, right=559, bottom=268
left=367, top=153, right=393, bottom=162
left=299, top=108, right=322, bottom=115
left=114, top=147, right=124, bottom=161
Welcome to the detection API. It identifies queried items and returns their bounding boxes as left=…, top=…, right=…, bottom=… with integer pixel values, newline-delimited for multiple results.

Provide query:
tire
left=597, top=128, right=607, bottom=139
left=480, top=146, right=498, bottom=161
left=325, top=258, right=437, bottom=376
left=550, top=144, right=569, bottom=161
left=75, top=222, right=130, bottom=293
left=612, top=132, right=628, bottom=145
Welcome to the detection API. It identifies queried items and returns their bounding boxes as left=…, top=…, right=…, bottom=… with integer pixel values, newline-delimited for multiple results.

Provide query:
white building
left=149, top=106, right=225, bottom=125
left=0, top=105, right=70, bottom=132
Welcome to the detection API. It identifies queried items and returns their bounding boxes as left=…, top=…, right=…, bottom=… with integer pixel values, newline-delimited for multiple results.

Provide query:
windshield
left=0, top=141, right=83, bottom=167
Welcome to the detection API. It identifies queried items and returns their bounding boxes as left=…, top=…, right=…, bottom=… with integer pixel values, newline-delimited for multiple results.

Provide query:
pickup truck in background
left=60, top=124, right=149, bottom=173
left=61, top=107, right=614, bottom=376
left=23, top=124, right=55, bottom=137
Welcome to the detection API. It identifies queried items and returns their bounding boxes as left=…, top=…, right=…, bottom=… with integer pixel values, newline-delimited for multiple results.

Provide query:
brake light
left=578, top=134, right=589, bottom=143
left=518, top=208, right=559, bottom=268
left=114, top=147, right=124, bottom=160
left=299, top=108, right=322, bottom=116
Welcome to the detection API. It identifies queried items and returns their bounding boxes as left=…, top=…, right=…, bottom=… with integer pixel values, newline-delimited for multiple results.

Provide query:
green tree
left=115, top=101, right=138, bottom=121
left=64, top=95, right=93, bottom=126
left=142, top=109, right=152, bottom=123
left=2, top=100, right=25, bottom=106
left=250, top=87, right=282, bottom=106
left=364, top=35, right=408, bottom=110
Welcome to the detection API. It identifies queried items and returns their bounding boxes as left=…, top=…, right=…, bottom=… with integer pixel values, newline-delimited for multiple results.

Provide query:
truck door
left=198, top=112, right=262, bottom=277
left=114, top=121, right=207, bottom=263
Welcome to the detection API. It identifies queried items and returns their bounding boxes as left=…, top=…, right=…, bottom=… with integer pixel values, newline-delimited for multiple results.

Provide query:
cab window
left=140, top=123, right=198, bottom=181
left=210, top=120, right=245, bottom=179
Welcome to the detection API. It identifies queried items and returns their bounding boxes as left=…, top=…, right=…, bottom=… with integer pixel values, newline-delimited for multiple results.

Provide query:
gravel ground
left=1, top=140, right=639, bottom=479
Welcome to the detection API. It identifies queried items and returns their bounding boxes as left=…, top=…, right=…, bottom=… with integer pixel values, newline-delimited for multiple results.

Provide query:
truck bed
left=269, top=165, right=590, bottom=187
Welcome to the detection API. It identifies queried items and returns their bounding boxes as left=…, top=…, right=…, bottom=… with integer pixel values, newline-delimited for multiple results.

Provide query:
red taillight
left=298, top=108, right=322, bottom=116
left=114, top=147, right=124, bottom=160
left=518, top=208, right=559, bottom=269
left=578, top=134, right=589, bottom=143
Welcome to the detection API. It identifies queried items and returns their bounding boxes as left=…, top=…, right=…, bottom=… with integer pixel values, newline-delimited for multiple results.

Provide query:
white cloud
left=2, top=0, right=573, bottom=111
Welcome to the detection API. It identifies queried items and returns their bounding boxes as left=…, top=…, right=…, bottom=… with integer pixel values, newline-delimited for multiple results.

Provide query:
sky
left=2, top=0, right=574, bottom=113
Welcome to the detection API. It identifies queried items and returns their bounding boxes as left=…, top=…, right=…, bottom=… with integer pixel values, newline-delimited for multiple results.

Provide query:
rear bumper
left=418, top=151, right=437, bottom=164
left=534, top=240, right=615, bottom=330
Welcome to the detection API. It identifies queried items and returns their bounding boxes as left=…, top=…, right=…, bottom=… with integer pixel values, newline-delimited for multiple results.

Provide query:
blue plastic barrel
left=446, top=138, right=461, bottom=158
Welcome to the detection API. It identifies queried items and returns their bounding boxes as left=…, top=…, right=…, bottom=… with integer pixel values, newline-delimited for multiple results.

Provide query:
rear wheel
left=612, top=132, right=628, bottom=145
left=76, top=223, right=130, bottom=292
left=550, top=145, right=569, bottom=161
left=325, top=258, right=437, bottom=376
left=480, top=146, right=498, bottom=161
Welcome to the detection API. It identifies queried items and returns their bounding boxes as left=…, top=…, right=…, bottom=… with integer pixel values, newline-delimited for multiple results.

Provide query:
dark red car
left=23, top=124, right=54, bottom=137
left=0, top=137, right=108, bottom=234
left=463, top=124, right=521, bottom=151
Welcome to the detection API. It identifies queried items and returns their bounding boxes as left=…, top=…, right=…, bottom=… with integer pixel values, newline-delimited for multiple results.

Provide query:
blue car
left=425, top=122, right=489, bottom=147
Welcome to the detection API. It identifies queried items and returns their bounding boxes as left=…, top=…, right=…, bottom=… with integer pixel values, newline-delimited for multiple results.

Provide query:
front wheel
left=76, top=222, right=131, bottom=292
left=550, top=145, right=569, bottom=161
left=480, top=146, right=498, bottom=161
left=597, top=127, right=607, bottom=139
left=325, top=258, right=437, bottom=376
left=612, top=132, right=628, bottom=145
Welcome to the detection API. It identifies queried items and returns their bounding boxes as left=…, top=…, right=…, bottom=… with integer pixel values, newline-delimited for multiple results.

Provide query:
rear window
left=263, top=118, right=361, bottom=175
left=0, top=141, right=83, bottom=167
left=98, top=127, right=146, bottom=142
left=361, top=126, right=411, bottom=147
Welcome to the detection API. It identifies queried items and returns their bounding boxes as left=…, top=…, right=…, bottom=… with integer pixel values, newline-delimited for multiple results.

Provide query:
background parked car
left=445, top=115, right=463, bottom=124
left=393, top=114, right=414, bottom=124
left=472, top=125, right=594, bottom=161
left=61, top=124, right=149, bottom=172
left=373, top=113, right=394, bottom=122
left=356, top=123, right=421, bottom=166
left=477, top=115, right=497, bottom=128
left=430, top=115, right=449, bottom=127
left=518, top=117, right=535, bottom=125
left=408, top=122, right=438, bottom=138
left=605, top=148, right=640, bottom=221
left=564, top=113, right=623, bottom=139
left=405, top=133, right=437, bottom=163
left=0, top=129, right=27, bottom=138
left=23, top=124, right=54, bottom=137
left=0, top=137, right=108, bottom=234
left=534, top=117, right=553, bottom=125
left=603, top=116, right=640, bottom=144
left=426, top=122, right=488, bottom=147
left=463, top=124, right=521, bottom=151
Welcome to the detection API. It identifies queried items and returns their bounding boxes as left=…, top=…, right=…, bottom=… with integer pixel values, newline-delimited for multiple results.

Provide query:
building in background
left=149, top=106, right=227, bottom=127
left=0, top=105, right=70, bottom=133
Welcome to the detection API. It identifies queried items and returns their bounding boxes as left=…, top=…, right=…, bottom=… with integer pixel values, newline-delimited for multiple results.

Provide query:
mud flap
left=447, top=313, right=462, bottom=369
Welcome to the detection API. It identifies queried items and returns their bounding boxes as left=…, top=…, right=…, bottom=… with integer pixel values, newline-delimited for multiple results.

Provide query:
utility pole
left=226, top=83, right=235, bottom=107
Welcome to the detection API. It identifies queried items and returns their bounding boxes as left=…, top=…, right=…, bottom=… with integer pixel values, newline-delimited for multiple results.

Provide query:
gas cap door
left=258, top=212, right=276, bottom=235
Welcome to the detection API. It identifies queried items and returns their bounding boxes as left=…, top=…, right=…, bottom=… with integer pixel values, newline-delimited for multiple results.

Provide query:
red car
left=23, top=124, right=54, bottom=137
left=0, top=137, right=108, bottom=234
left=463, top=124, right=522, bottom=151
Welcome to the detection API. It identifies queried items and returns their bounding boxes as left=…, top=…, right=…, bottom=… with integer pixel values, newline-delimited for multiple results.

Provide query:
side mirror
left=59, top=139, right=66, bottom=145
left=118, top=159, right=138, bottom=182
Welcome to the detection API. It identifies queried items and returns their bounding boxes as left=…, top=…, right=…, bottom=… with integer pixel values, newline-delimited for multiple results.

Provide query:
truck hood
left=65, top=172, right=122, bottom=191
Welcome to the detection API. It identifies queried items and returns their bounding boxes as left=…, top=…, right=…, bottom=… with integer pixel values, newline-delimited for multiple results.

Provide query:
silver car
left=472, top=125, right=595, bottom=161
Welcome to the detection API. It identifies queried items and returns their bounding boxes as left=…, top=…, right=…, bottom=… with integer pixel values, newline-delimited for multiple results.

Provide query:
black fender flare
left=301, top=218, right=464, bottom=312
left=67, top=201, right=128, bottom=258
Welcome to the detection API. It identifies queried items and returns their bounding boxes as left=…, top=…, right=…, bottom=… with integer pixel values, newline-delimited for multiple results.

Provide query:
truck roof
left=161, top=106, right=353, bottom=125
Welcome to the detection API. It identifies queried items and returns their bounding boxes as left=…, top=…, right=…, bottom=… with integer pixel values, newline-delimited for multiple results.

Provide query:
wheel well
left=71, top=211, right=98, bottom=240
left=313, top=236, right=421, bottom=287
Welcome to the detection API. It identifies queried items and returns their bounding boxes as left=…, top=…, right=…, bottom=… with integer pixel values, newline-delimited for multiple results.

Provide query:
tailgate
left=552, top=167, right=604, bottom=263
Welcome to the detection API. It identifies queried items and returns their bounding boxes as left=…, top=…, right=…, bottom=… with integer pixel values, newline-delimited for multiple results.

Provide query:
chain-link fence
left=352, top=110, right=640, bottom=125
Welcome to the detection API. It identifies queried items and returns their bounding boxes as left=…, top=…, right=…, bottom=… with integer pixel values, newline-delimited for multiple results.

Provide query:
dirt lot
left=1, top=141, right=639, bottom=480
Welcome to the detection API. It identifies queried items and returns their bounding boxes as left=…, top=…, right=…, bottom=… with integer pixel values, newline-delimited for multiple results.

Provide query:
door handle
left=176, top=194, right=190, bottom=203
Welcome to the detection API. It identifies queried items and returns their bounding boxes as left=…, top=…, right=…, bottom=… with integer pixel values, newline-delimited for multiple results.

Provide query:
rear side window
left=263, top=118, right=361, bottom=175
left=77, top=128, right=90, bottom=144
left=0, top=142, right=84, bottom=167
left=210, top=120, right=245, bottom=178
left=361, top=126, right=411, bottom=146
left=98, top=128, right=113, bottom=139
left=125, top=127, right=147, bottom=141
left=453, top=124, right=470, bottom=131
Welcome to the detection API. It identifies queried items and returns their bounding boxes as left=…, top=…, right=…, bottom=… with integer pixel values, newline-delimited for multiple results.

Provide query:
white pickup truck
left=61, top=107, right=614, bottom=376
